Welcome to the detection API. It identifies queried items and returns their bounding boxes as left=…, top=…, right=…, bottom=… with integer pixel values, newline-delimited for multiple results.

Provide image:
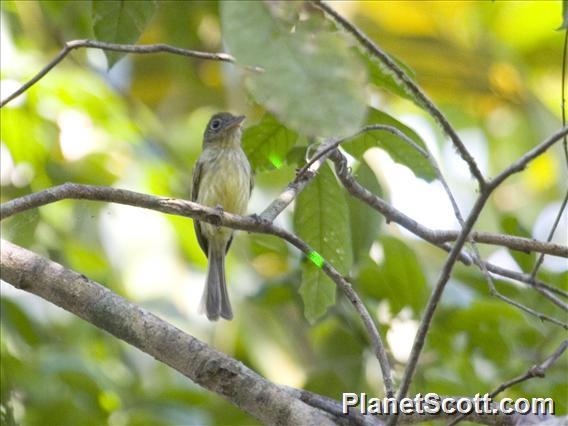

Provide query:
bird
left=191, top=112, right=253, bottom=320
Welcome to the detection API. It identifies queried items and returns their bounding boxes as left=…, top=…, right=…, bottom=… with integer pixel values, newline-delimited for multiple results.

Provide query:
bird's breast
left=197, top=148, right=251, bottom=216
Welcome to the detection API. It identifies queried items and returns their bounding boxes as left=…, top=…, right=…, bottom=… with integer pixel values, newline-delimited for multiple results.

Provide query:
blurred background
left=1, top=1, right=566, bottom=425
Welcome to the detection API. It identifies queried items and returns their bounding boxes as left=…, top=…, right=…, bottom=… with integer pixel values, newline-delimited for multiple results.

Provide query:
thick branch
left=4, top=240, right=557, bottom=426
left=0, top=39, right=261, bottom=108
left=0, top=240, right=337, bottom=425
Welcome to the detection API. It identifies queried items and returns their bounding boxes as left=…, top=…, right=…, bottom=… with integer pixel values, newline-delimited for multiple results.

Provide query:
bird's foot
left=206, top=205, right=224, bottom=226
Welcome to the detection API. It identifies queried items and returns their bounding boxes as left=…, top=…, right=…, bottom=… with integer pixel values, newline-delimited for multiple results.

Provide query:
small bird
left=191, top=112, right=253, bottom=320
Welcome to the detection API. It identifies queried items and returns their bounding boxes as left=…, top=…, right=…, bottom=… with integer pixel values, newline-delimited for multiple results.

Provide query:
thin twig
left=448, top=340, right=568, bottom=426
left=562, top=30, right=568, bottom=166
left=0, top=39, right=261, bottom=108
left=260, top=138, right=339, bottom=222
left=528, top=29, right=568, bottom=281
left=530, top=189, right=568, bottom=278
left=0, top=183, right=395, bottom=397
left=329, top=152, right=568, bottom=294
left=312, top=0, right=486, bottom=188
left=483, top=262, right=568, bottom=299
left=394, top=126, right=568, bottom=409
left=488, top=127, right=568, bottom=189
left=297, top=125, right=428, bottom=178
left=311, top=125, right=568, bottom=318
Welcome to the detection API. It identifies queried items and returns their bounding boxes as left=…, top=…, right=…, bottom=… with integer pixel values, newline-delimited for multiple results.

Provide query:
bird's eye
left=211, top=119, right=221, bottom=130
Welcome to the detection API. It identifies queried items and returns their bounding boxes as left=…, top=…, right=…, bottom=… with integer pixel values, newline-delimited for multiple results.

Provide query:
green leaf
left=242, top=113, right=298, bottom=172
left=1, top=298, right=44, bottom=347
left=499, top=214, right=535, bottom=272
left=363, top=50, right=417, bottom=103
left=348, top=161, right=383, bottom=264
left=92, top=0, right=157, bottom=68
left=294, top=164, right=353, bottom=322
left=357, top=236, right=428, bottom=315
left=286, top=146, right=308, bottom=167
left=560, top=0, right=568, bottom=29
left=343, top=108, right=437, bottom=181
left=453, top=300, right=525, bottom=362
left=221, top=1, right=367, bottom=137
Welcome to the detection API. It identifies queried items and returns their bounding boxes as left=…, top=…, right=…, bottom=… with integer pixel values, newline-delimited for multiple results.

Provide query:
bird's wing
left=250, top=169, right=255, bottom=196
left=191, top=160, right=208, bottom=256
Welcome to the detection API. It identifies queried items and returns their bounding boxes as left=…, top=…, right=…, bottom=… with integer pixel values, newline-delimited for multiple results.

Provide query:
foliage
left=294, top=163, right=353, bottom=322
left=1, top=1, right=566, bottom=425
left=221, top=1, right=367, bottom=138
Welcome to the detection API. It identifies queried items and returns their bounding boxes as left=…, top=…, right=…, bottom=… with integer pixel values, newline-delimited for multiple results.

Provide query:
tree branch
left=392, top=126, right=568, bottom=414
left=0, top=39, right=261, bottom=108
left=3, top=239, right=563, bottom=426
left=0, top=182, right=394, bottom=397
left=329, top=152, right=568, bottom=297
left=261, top=138, right=338, bottom=222
left=0, top=240, right=337, bottom=425
left=449, top=340, right=568, bottom=426
left=312, top=0, right=486, bottom=187
left=530, top=189, right=568, bottom=278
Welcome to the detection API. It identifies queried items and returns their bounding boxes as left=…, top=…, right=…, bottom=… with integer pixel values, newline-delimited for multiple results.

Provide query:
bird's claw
left=206, top=205, right=224, bottom=226
left=248, top=213, right=263, bottom=225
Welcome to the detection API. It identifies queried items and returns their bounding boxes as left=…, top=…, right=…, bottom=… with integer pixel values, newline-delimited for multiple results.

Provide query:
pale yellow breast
left=197, top=147, right=251, bottom=216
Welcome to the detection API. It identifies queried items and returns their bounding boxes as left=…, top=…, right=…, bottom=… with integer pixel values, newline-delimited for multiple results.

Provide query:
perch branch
left=4, top=240, right=558, bottom=426
left=0, top=183, right=395, bottom=397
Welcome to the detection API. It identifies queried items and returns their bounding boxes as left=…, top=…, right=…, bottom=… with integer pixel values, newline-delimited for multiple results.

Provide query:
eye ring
left=210, top=119, right=221, bottom=130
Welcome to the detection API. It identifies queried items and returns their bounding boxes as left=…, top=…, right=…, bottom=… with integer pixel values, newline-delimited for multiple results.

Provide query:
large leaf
left=92, top=0, right=157, bottom=67
left=343, top=108, right=437, bottom=181
left=294, top=164, right=353, bottom=322
left=348, top=161, right=383, bottom=264
left=242, top=113, right=298, bottom=172
left=357, top=236, right=428, bottom=316
left=221, top=1, right=367, bottom=137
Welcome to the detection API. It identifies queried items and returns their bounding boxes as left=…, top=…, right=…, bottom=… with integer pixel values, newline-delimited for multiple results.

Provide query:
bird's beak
left=226, top=115, right=246, bottom=130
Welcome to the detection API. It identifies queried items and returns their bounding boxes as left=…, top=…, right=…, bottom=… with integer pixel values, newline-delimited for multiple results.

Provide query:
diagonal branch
left=0, top=240, right=337, bottom=425
left=3, top=239, right=562, bottom=426
left=394, top=126, right=568, bottom=409
left=312, top=0, right=486, bottom=187
left=0, top=39, right=261, bottom=108
left=329, top=152, right=568, bottom=299
left=261, top=138, right=339, bottom=222
left=530, top=189, right=568, bottom=278
left=0, top=182, right=395, bottom=397
left=449, top=340, right=568, bottom=426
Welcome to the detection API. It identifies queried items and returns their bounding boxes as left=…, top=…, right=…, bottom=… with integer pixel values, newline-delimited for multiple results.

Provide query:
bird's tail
left=200, top=245, right=233, bottom=321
